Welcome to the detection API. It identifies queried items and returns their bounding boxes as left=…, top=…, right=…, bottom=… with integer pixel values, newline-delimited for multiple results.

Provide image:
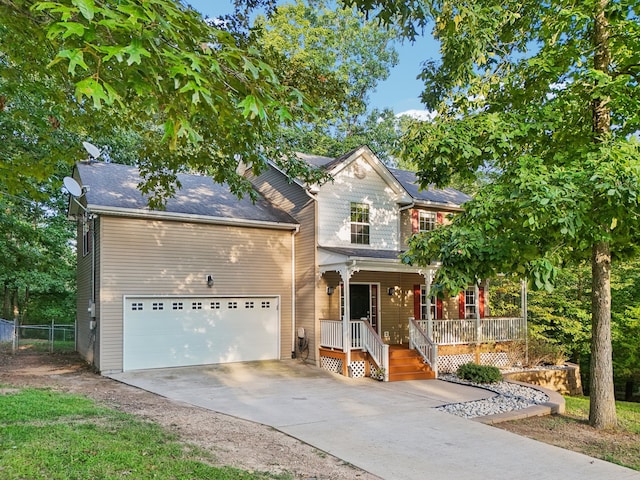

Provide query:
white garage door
left=123, top=296, right=280, bottom=371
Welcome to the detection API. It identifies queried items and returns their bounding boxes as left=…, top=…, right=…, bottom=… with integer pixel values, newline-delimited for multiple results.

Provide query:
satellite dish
left=82, top=141, right=101, bottom=159
left=63, top=176, right=83, bottom=198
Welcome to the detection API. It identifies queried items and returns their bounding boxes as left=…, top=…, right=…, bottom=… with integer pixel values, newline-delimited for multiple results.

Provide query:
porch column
left=423, top=271, right=433, bottom=339
left=338, top=266, right=353, bottom=370
left=475, top=283, right=481, bottom=344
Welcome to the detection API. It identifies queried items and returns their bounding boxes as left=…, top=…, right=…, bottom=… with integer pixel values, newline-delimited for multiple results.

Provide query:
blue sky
left=187, top=0, right=439, bottom=115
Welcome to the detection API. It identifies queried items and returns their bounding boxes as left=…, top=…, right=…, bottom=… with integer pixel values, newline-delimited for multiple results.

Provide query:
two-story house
left=69, top=145, right=526, bottom=379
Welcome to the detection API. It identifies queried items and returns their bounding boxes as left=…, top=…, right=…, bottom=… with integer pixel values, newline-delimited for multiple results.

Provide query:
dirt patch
left=0, top=350, right=379, bottom=479
left=496, top=411, right=640, bottom=471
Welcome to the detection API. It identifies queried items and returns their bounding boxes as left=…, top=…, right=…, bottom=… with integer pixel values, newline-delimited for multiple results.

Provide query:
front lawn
left=0, top=387, right=288, bottom=479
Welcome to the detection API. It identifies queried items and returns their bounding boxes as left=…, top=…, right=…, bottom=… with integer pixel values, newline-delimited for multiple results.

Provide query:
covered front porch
left=317, top=247, right=528, bottom=381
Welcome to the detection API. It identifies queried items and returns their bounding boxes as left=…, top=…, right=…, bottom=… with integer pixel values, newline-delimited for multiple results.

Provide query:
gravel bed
left=435, top=374, right=550, bottom=419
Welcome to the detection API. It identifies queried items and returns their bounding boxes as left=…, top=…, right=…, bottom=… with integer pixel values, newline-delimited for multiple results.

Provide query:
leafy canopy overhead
left=344, top=0, right=640, bottom=291
left=1, top=0, right=329, bottom=206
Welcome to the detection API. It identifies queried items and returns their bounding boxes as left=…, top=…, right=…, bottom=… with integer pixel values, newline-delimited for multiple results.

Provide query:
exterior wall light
left=206, top=275, right=214, bottom=287
left=388, top=287, right=395, bottom=296
left=326, top=286, right=334, bottom=296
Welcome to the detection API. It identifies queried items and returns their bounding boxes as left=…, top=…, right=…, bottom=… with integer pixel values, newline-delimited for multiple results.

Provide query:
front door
left=348, top=284, right=379, bottom=332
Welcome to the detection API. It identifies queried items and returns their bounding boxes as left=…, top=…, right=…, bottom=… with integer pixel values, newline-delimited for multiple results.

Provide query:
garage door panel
left=123, top=296, right=279, bottom=371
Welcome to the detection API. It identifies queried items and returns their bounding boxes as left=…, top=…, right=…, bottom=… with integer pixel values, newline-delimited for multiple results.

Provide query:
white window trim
left=419, top=211, right=437, bottom=232
left=350, top=202, right=370, bottom=245
left=464, top=287, right=476, bottom=319
left=420, top=285, right=440, bottom=320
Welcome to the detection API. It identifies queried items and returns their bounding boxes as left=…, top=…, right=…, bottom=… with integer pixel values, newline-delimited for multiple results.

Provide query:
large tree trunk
left=590, top=242, right=617, bottom=429
left=589, top=0, right=617, bottom=429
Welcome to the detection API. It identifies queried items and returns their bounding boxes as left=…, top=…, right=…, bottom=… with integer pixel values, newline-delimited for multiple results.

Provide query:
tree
left=0, top=189, right=75, bottom=324
left=346, top=0, right=640, bottom=428
left=1, top=0, right=328, bottom=207
left=253, top=0, right=401, bottom=160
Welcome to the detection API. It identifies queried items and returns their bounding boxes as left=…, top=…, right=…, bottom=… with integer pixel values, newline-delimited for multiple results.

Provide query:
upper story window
left=419, top=211, right=437, bottom=232
left=82, top=220, right=91, bottom=256
left=350, top=202, right=370, bottom=244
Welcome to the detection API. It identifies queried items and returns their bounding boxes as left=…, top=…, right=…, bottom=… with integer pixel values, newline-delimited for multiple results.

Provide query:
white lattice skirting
left=349, top=361, right=366, bottom=378
left=438, top=352, right=520, bottom=373
left=438, top=354, right=475, bottom=373
left=320, top=355, right=343, bottom=374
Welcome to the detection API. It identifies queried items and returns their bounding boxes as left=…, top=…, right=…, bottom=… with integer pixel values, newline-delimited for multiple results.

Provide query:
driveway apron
left=110, top=360, right=640, bottom=480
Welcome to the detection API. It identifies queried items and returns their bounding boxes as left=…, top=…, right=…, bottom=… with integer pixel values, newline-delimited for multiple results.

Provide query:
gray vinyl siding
left=96, top=215, right=294, bottom=373
left=76, top=217, right=99, bottom=365
left=248, top=168, right=318, bottom=359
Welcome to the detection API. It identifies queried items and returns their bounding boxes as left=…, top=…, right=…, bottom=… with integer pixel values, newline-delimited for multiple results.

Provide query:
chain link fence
left=0, top=319, right=76, bottom=353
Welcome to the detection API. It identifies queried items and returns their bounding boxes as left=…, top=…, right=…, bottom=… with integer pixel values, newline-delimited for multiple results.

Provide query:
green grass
left=15, top=339, right=76, bottom=353
left=565, top=395, right=640, bottom=434
left=0, top=388, right=290, bottom=479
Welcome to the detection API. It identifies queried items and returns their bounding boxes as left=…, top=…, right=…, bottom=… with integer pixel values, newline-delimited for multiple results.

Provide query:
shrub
left=456, top=363, right=503, bottom=383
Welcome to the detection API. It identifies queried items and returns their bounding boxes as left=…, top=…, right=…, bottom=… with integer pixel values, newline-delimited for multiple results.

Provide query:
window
left=131, top=302, right=143, bottom=311
left=228, top=301, right=238, bottom=309
left=82, top=220, right=91, bottom=256
left=419, top=211, right=437, bottom=232
left=464, top=287, right=476, bottom=319
left=245, top=301, right=254, bottom=309
left=261, top=301, right=271, bottom=309
left=172, top=302, right=184, bottom=310
left=210, top=301, right=220, bottom=309
left=420, top=286, right=440, bottom=320
left=192, top=302, right=202, bottom=310
left=152, top=302, right=164, bottom=311
left=350, top=202, right=370, bottom=244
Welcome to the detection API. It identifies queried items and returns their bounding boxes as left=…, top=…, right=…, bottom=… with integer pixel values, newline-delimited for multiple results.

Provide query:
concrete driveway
left=110, top=360, right=640, bottom=480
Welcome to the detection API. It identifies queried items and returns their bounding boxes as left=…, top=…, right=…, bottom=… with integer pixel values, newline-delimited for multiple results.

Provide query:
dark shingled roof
left=319, top=246, right=403, bottom=260
left=296, top=147, right=471, bottom=208
left=388, top=167, right=471, bottom=207
left=75, top=162, right=297, bottom=225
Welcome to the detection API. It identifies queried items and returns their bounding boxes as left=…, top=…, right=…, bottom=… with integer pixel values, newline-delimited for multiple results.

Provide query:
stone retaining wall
left=502, top=363, right=583, bottom=396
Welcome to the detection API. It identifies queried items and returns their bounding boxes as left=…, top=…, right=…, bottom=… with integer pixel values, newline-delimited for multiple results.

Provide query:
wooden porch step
left=387, top=345, right=436, bottom=382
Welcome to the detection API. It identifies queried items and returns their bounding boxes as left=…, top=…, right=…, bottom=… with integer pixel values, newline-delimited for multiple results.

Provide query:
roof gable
left=316, top=146, right=412, bottom=202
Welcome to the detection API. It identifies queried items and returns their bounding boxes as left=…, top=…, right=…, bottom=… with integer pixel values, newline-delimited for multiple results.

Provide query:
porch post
left=339, top=266, right=351, bottom=370
left=475, top=283, right=481, bottom=344
left=424, top=271, right=433, bottom=339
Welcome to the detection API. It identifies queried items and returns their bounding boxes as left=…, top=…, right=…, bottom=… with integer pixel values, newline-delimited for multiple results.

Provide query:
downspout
left=291, top=225, right=299, bottom=358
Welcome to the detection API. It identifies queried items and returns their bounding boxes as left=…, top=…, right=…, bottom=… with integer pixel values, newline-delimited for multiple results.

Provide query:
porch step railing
left=408, top=317, right=438, bottom=377
left=417, top=317, right=526, bottom=345
left=320, top=319, right=389, bottom=381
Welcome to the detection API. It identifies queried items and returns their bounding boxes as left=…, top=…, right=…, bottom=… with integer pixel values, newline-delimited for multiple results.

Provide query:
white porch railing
left=417, top=317, right=526, bottom=345
left=320, top=320, right=343, bottom=349
left=320, top=319, right=389, bottom=381
left=409, top=317, right=438, bottom=377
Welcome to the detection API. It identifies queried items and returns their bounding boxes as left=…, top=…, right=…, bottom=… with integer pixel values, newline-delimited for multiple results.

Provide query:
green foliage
left=0, top=189, right=76, bottom=324
left=0, top=388, right=282, bottom=479
left=252, top=0, right=401, bottom=162
left=352, top=0, right=640, bottom=428
left=526, top=337, right=568, bottom=367
left=1, top=0, right=330, bottom=207
left=456, top=362, right=502, bottom=383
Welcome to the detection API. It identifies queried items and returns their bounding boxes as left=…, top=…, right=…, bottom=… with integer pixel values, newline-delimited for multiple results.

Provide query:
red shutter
left=413, top=284, right=421, bottom=319
left=436, top=298, right=443, bottom=320
left=458, top=291, right=465, bottom=319
left=411, top=209, right=419, bottom=233
left=436, top=212, right=443, bottom=224
left=479, top=287, right=485, bottom=318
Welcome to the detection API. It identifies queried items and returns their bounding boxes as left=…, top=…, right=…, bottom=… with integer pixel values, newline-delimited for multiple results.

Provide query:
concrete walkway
left=110, top=360, right=640, bottom=480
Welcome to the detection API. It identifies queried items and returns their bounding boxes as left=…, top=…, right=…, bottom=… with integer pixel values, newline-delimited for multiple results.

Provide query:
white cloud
left=395, top=109, right=437, bottom=122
